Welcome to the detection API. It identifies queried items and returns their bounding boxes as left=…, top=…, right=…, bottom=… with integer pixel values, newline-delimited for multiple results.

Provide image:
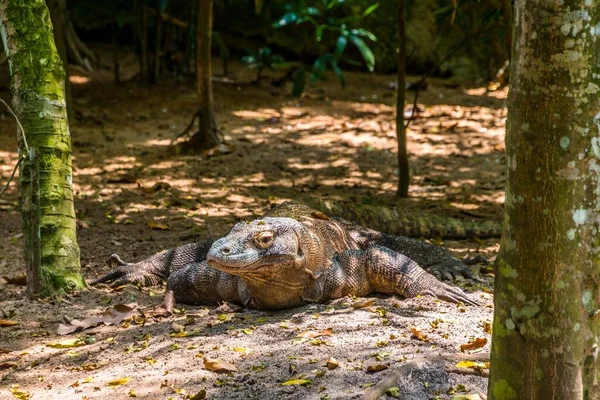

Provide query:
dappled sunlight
left=69, top=75, right=90, bottom=84
left=231, top=108, right=280, bottom=120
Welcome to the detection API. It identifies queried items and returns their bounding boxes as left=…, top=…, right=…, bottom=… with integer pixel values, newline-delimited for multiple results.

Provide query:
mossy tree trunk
left=488, top=1, right=600, bottom=398
left=188, top=0, right=221, bottom=150
left=0, top=0, right=85, bottom=297
left=395, top=0, right=409, bottom=197
left=46, top=0, right=71, bottom=120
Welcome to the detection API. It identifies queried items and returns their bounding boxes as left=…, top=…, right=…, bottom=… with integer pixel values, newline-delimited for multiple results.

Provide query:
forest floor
left=0, top=57, right=506, bottom=400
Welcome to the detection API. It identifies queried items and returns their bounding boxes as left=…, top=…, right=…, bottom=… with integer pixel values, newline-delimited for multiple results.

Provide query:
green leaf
left=327, top=0, right=344, bottom=9
left=273, top=12, right=298, bottom=28
left=349, top=34, right=375, bottom=71
left=316, top=25, right=325, bottom=41
left=327, top=57, right=345, bottom=89
left=351, top=28, right=377, bottom=42
left=334, top=35, right=348, bottom=61
left=362, top=3, right=380, bottom=17
left=305, top=7, right=321, bottom=16
left=311, top=55, right=328, bottom=83
left=292, top=67, right=307, bottom=97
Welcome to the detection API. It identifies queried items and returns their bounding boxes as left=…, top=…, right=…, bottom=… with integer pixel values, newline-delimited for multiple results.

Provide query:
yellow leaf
left=281, top=378, right=312, bottom=386
left=9, top=385, right=30, bottom=400
left=460, top=338, right=488, bottom=352
left=232, top=347, right=252, bottom=355
left=0, top=319, right=19, bottom=327
left=455, top=360, right=489, bottom=369
left=105, top=377, right=130, bottom=387
left=203, top=357, right=237, bottom=373
left=148, top=219, right=169, bottom=230
left=352, top=299, right=375, bottom=309
left=128, top=389, right=137, bottom=397
left=410, top=327, right=429, bottom=342
left=47, top=338, right=85, bottom=348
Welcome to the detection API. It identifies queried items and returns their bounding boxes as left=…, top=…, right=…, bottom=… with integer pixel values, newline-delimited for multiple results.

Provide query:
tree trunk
left=395, top=0, right=409, bottom=197
left=488, top=1, right=600, bottom=398
left=0, top=0, right=85, bottom=297
left=46, top=0, right=72, bottom=120
left=187, top=0, right=221, bottom=150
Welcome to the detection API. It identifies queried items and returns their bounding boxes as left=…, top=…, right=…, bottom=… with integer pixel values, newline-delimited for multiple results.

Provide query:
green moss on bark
left=0, top=0, right=85, bottom=296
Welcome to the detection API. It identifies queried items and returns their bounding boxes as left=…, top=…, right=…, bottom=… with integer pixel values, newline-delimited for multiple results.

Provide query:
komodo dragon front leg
left=322, top=246, right=479, bottom=306
left=91, top=241, right=214, bottom=287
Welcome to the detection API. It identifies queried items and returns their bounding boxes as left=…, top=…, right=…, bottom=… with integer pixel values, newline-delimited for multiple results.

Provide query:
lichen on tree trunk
left=0, top=0, right=85, bottom=297
left=488, top=1, right=600, bottom=398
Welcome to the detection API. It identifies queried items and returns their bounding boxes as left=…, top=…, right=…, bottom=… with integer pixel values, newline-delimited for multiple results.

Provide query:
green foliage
left=273, top=0, right=379, bottom=95
left=241, top=47, right=297, bottom=81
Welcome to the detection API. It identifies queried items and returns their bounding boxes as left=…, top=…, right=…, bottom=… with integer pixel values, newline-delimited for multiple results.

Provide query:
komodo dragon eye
left=254, top=231, right=274, bottom=248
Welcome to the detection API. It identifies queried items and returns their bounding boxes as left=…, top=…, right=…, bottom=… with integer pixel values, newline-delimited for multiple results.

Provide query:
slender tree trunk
left=153, top=2, right=162, bottom=83
left=46, top=0, right=72, bottom=120
left=0, top=0, right=85, bottom=297
left=488, top=1, right=600, bottom=398
left=502, top=0, right=512, bottom=62
left=395, top=0, right=409, bottom=197
left=187, top=0, right=220, bottom=150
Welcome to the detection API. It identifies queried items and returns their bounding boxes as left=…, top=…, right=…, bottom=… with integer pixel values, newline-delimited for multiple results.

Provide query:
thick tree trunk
left=395, top=0, right=409, bottom=197
left=0, top=0, right=85, bottom=297
left=187, top=0, right=221, bottom=150
left=488, top=1, right=600, bottom=398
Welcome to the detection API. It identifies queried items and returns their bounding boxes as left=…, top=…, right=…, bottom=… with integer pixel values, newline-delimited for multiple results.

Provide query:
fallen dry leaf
left=296, top=327, right=333, bottom=338
left=148, top=219, right=169, bottom=230
left=325, top=357, right=339, bottom=370
left=460, top=337, right=488, bottom=352
left=281, top=378, right=312, bottom=386
left=410, top=327, right=429, bottom=342
left=0, top=319, right=19, bottom=327
left=46, top=338, right=85, bottom=348
left=366, top=363, right=389, bottom=373
left=203, top=357, right=237, bottom=373
left=105, top=377, right=130, bottom=387
left=455, top=360, right=490, bottom=369
left=57, top=304, right=138, bottom=335
left=352, top=299, right=375, bottom=309
left=203, top=143, right=233, bottom=157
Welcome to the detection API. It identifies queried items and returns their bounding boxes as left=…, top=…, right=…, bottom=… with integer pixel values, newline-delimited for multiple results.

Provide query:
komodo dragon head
left=206, top=217, right=331, bottom=309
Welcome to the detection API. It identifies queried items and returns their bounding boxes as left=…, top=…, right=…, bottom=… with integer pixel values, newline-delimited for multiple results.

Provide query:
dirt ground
left=0, top=57, right=506, bottom=399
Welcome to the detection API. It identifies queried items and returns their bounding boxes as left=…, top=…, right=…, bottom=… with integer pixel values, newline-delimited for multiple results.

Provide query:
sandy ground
left=0, top=57, right=506, bottom=399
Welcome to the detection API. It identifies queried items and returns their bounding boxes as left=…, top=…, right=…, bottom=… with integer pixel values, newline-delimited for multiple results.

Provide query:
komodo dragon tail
left=310, top=200, right=502, bottom=239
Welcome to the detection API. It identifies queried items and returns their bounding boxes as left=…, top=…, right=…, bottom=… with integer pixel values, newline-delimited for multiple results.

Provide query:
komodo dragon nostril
left=221, top=247, right=231, bottom=255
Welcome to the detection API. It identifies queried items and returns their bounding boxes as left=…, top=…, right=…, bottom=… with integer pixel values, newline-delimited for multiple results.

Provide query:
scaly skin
left=92, top=202, right=481, bottom=311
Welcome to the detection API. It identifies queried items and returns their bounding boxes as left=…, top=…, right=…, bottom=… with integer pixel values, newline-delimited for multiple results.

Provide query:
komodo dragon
left=92, top=202, right=481, bottom=311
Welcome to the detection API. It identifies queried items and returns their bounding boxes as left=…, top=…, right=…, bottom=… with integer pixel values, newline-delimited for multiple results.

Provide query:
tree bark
left=395, top=0, right=409, bottom=197
left=488, top=1, right=600, bottom=398
left=46, top=0, right=72, bottom=120
left=0, top=0, right=85, bottom=297
left=187, top=0, right=221, bottom=150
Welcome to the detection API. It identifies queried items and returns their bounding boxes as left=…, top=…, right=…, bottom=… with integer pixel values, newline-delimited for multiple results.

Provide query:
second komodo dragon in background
left=92, top=202, right=482, bottom=311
